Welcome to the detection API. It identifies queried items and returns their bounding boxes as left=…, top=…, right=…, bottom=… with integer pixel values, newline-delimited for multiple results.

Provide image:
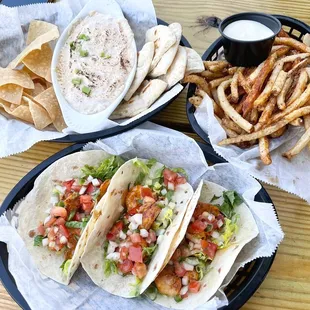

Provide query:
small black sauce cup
left=219, top=12, right=281, bottom=67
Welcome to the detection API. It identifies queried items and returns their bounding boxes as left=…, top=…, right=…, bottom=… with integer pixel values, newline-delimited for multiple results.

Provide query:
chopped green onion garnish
left=79, top=49, right=88, bottom=57
left=174, top=295, right=182, bottom=303
left=72, top=78, right=82, bottom=86
left=82, top=86, right=91, bottom=96
left=100, top=52, right=111, bottom=59
left=74, top=69, right=81, bottom=74
left=78, top=34, right=90, bottom=41
left=70, top=41, right=76, bottom=51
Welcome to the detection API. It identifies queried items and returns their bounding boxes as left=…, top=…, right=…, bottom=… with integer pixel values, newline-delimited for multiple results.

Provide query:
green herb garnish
left=68, top=210, right=76, bottom=221
left=100, top=52, right=111, bottom=59
left=70, top=41, right=76, bottom=51
left=79, top=49, right=88, bottom=57
left=82, top=86, right=91, bottom=96
left=78, top=34, right=90, bottom=41
left=166, top=190, right=174, bottom=202
left=57, top=201, right=65, bottom=207
left=65, top=221, right=87, bottom=229
left=174, top=295, right=182, bottom=303
left=171, top=167, right=188, bottom=179
left=219, top=191, right=243, bottom=219
left=34, top=235, right=44, bottom=246
left=135, top=172, right=146, bottom=185
left=144, top=285, right=158, bottom=301
left=72, top=78, right=82, bottom=86
left=142, top=245, right=158, bottom=263
left=146, top=158, right=157, bottom=168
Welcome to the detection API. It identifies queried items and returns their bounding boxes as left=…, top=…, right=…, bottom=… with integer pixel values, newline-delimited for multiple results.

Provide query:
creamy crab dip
left=57, top=11, right=135, bottom=115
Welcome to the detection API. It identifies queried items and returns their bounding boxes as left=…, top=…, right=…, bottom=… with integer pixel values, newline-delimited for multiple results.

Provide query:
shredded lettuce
left=82, top=155, right=124, bottom=181
left=146, top=158, right=157, bottom=169
left=33, top=235, right=44, bottom=246
left=143, top=245, right=158, bottom=263
left=218, top=218, right=239, bottom=249
left=144, top=284, right=158, bottom=301
left=165, top=190, right=174, bottom=202
left=194, top=252, right=208, bottom=262
left=171, top=167, right=188, bottom=179
left=60, top=259, right=72, bottom=276
left=129, top=277, right=142, bottom=297
left=195, top=261, right=207, bottom=280
left=65, top=220, right=88, bottom=229
left=174, top=295, right=182, bottom=302
left=104, top=259, right=118, bottom=277
left=133, top=158, right=149, bottom=174
left=135, top=172, right=146, bottom=185
left=219, top=191, right=243, bottom=219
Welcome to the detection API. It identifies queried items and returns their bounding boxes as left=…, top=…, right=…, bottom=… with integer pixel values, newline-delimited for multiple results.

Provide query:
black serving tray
left=0, top=141, right=276, bottom=310
left=186, top=15, right=310, bottom=145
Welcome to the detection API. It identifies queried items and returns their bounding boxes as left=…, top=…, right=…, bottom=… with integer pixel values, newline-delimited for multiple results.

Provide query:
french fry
left=209, top=62, right=230, bottom=73
left=183, top=74, right=211, bottom=96
left=283, top=127, right=310, bottom=159
left=271, top=45, right=286, bottom=52
left=287, top=58, right=309, bottom=77
left=287, top=69, right=308, bottom=105
left=203, top=60, right=229, bottom=71
left=217, top=79, right=253, bottom=133
left=250, top=108, right=259, bottom=124
left=281, top=53, right=310, bottom=64
left=209, top=75, right=232, bottom=88
left=274, top=37, right=310, bottom=53
left=272, top=70, right=287, bottom=96
left=259, top=137, right=272, bottom=165
left=242, top=53, right=278, bottom=116
left=276, top=76, right=293, bottom=110
left=220, top=122, right=239, bottom=138
left=270, top=126, right=287, bottom=138
left=221, top=116, right=244, bottom=134
left=289, top=117, right=303, bottom=126
left=230, top=68, right=242, bottom=103
left=275, top=46, right=291, bottom=57
left=278, top=28, right=290, bottom=38
left=303, top=114, right=310, bottom=150
left=211, top=88, right=220, bottom=105
left=218, top=106, right=310, bottom=145
left=305, top=67, right=310, bottom=80
left=189, top=96, right=202, bottom=108
left=200, top=70, right=226, bottom=80
left=253, top=60, right=283, bottom=109
left=227, top=67, right=239, bottom=75
left=238, top=71, right=251, bottom=94
left=248, top=61, right=265, bottom=85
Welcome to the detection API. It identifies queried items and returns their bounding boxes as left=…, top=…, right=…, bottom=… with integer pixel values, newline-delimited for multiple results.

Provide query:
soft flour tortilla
left=17, top=150, right=114, bottom=285
left=153, top=181, right=259, bottom=309
left=149, top=23, right=182, bottom=78
left=81, top=159, right=194, bottom=298
left=185, top=47, right=204, bottom=75
left=124, top=42, right=155, bottom=101
left=110, top=79, right=167, bottom=119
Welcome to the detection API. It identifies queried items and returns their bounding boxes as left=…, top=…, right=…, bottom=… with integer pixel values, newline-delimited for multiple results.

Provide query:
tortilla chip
left=0, top=84, right=23, bottom=104
left=9, top=24, right=59, bottom=69
left=27, top=20, right=58, bottom=45
left=34, top=87, right=66, bottom=132
left=23, top=96, right=52, bottom=130
left=0, top=97, right=34, bottom=123
left=24, top=82, right=46, bottom=97
left=0, top=68, right=34, bottom=90
left=22, top=44, right=52, bottom=83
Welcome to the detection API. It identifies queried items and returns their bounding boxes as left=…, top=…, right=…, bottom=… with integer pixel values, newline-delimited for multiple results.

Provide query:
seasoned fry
left=203, top=60, right=229, bottom=71
left=218, top=106, right=310, bottom=145
left=242, top=53, right=278, bottom=116
left=211, top=88, right=220, bottom=105
left=289, top=117, right=303, bottom=126
left=271, top=45, right=286, bottom=52
left=281, top=53, right=310, bottom=64
left=305, top=67, right=310, bottom=80
left=253, top=60, right=283, bottom=109
left=238, top=71, right=251, bottom=94
left=189, top=96, right=202, bottom=108
left=283, top=127, right=310, bottom=159
left=217, top=79, right=253, bottom=133
left=230, top=68, right=242, bottom=103
left=250, top=108, right=259, bottom=124
left=287, top=69, right=308, bottom=105
left=221, top=116, right=244, bottom=134
left=248, top=61, right=265, bottom=85
left=303, top=114, right=310, bottom=150
left=220, top=122, right=239, bottom=138
left=183, top=74, right=211, bottom=96
left=209, top=75, right=232, bottom=88
left=287, top=58, right=309, bottom=77
left=270, top=126, right=287, bottom=138
left=278, top=28, right=290, bottom=38
left=200, top=70, right=225, bottom=80
left=277, top=76, right=293, bottom=110
left=274, top=37, right=310, bottom=53
left=272, top=70, right=287, bottom=96
left=259, top=137, right=272, bottom=165
left=227, top=67, right=239, bottom=75
left=209, top=62, right=230, bottom=73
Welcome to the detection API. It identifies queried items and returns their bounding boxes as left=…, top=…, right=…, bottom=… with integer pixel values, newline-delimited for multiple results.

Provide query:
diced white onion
left=50, top=195, right=59, bottom=205
left=164, top=198, right=169, bottom=205
left=217, top=219, right=224, bottom=228
left=127, top=230, right=133, bottom=236
left=129, top=222, right=139, bottom=231
left=79, top=186, right=87, bottom=195
left=53, top=227, right=59, bottom=233
left=167, top=182, right=174, bottom=191
left=212, top=231, right=220, bottom=239
left=157, top=235, right=164, bottom=245
left=168, top=202, right=176, bottom=209
left=180, top=285, right=188, bottom=295
left=42, top=238, right=49, bottom=247
left=129, top=214, right=143, bottom=225
left=156, top=229, right=165, bottom=236
left=202, top=211, right=210, bottom=219
left=182, top=262, right=194, bottom=271
left=56, top=185, right=66, bottom=194
left=186, top=233, right=200, bottom=244
left=87, top=175, right=94, bottom=182
left=106, top=252, right=120, bottom=261
left=107, top=241, right=118, bottom=254
left=44, top=216, right=51, bottom=225
left=182, top=276, right=189, bottom=286
left=194, top=243, right=201, bottom=249
left=189, top=241, right=194, bottom=250
left=185, top=257, right=200, bottom=266
left=119, top=241, right=132, bottom=248
left=161, top=188, right=167, bottom=196
left=91, top=178, right=100, bottom=187
left=208, top=214, right=215, bottom=222
left=60, top=236, right=68, bottom=244
left=140, top=229, right=149, bottom=238
left=48, top=241, right=55, bottom=248
left=119, top=230, right=126, bottom=240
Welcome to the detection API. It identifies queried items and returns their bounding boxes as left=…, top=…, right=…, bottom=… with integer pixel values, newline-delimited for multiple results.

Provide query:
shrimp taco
left=149, top=180, right=259, bottom=309
left=17, top=151, right=124, bottom=285
left=81, top=158, right=194, bottom=298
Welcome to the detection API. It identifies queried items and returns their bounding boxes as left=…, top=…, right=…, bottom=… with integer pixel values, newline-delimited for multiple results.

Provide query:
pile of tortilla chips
left=0, top=20, right=66, bottom=131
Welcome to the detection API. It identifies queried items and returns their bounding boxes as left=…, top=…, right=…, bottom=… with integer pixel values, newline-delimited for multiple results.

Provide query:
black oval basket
left=186, top=15, right=310, bottom=145
left=0, top=142, right=276, bottom=310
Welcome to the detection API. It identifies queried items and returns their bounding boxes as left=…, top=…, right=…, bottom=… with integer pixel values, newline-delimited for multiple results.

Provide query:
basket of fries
left=186, top=14, right=310, bottom=165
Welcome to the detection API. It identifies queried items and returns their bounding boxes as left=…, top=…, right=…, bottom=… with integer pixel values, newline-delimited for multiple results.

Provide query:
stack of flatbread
left=110, top=23, right=204, bottom=119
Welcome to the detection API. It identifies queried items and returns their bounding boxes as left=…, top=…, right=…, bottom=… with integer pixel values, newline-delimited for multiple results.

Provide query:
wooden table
left=1, top=0, right=310, bottom=309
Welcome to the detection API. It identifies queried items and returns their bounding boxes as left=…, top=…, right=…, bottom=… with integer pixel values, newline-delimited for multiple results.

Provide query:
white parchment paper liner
left=0, top=0, right=183, bottom=157
left=194, top=94, right=310, bottom=203
left=0, top=122, right=283, bottom=310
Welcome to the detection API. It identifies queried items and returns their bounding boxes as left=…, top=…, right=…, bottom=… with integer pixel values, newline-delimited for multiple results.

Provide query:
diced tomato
left=120, top=246, right=129, bottom=260
left=146, top=229, right=157, bottom=244
left=59, top=224, right=69, bottom=239
left=37, top=224, right=45, bottom=236
left=80, top=195, right=94, bottom=213
left=118, top=259, right=133, bottom=274
left=63, top=180, right=74, bottom=192
left=163, top=168, right=178, bottom=186
left=71, top=184, right=82, bottom=192
left=55, top=217, right=66, bottom=226
left=80, top=194, right=92, bottom=204
left=128, top=205, right=140, bottom=216
left=130, top=233, right=143, bottom=244
left=107, top=221, right=124, bottom=241
left=86, top=183, right=95, bottom=194
left=176, top=176, right=186, bottom=185
left=201, top=240, right=218, bottom=260
left=51, top=207, right=68, bottom=219
left=44, top=217, right=56, bottom=228
left=187, top=220, right=208, bottom=234
left=73, top=212, right=83, bottom=221
left=141, top=187, right=153, bottom=198
left=128, top=245, right=143, bottom=263
left=188, top=280, right=201, bottom=293
left=132, top=262, right=147, bottom=279
left=106, top=233, right=115, bottom=241
left=174, top=261, right=187, bottom=277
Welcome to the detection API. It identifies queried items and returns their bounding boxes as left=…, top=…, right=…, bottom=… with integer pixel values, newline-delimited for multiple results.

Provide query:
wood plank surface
left=1, top=0, right=310, bottom=309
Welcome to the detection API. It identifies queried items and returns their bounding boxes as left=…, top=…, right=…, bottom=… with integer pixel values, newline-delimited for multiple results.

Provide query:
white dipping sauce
left=223, top=20, right=274, bottom=41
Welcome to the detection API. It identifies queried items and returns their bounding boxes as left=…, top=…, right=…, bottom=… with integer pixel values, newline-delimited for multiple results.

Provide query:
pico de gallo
left=103, top=159, right=188, bottom=284
left=152, top=190, right=242, bottom=302
left=31, top=155, right=124, bottom=274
